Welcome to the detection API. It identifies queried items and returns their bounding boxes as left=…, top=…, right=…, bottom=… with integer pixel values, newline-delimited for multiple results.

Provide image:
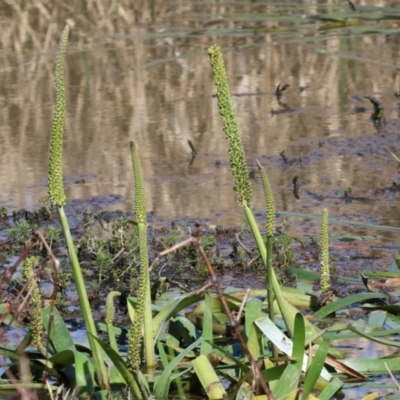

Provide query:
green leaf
left=301, top=340, right=330, bottom=400
left=92, top=336, right=145, bottom=399
left=367, top=310, right=387, bottom=329
left=340, top=357, right=400, bottom=373
left=314, top=293, right=388, bottom=319
left=347, top=324, right=400, bottom=349
left=154, top=337, right=202, bottom=398
left=201, top=293, right=213, bottom=355
left=245, top=297, right=262, bottom=339
left=49, top=349, right=95, bottom=394
left=157, top=341, right=169, bottom=369
left=42, top=305, right=74, bottom=352
left=272, top=363, right=301, bottom=399
left=152, top=293, right=204, bottom=340
left=318, top=377, right=344, bottom=400
left=247, top=322, right=262, bottom=360
left=292, top=313, right=305, bottom=372
left=255, top=317, right=332, bottom=381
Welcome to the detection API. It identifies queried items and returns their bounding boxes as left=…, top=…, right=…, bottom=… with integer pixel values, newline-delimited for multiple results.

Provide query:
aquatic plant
left=208, top=45, right=252, bottom=208
left=256, top=160, right=276, bottom=325
left=320, top=208, right=332, bottom=303
left=47, top=25, right=108, bottom=390
left=21, top=256, right=43, bottom=349
left=208, top=44, right=306, bottom=339
left=128, top=140, right=155, bottom=372
left=105, top=291, right=121, bottom=352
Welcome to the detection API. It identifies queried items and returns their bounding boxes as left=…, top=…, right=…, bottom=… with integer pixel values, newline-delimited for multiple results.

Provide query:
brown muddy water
left=1, top=1, right=400, bottom=396
left=1, top=0, right=400, bottom=234
left=2, top=0, right=400, bottom=273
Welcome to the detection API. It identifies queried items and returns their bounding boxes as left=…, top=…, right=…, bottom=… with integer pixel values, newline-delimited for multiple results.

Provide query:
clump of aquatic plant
left=256, top=160, right=275, bottom=324
left=208, top=44, right=304, bottom=338
left=21, top=256, right=43, bottom=349
left=47, top=25, right=108, bottom=389
left=319, top=208, right=332, bottom=304
left=127, top=140, right=155, bottom=373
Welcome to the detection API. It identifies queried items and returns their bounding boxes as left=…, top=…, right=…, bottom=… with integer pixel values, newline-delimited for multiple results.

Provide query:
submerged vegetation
left=2, top=2, right=400, bottom=400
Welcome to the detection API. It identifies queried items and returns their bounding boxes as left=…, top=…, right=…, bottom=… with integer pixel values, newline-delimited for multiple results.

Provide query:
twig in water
left=187, top=139, right=197, bottom=155
left=346, top=0, right=356, bottom=11
left=386, top=147, right=400, bottom=165
left=235, top=233, right=252, bottom=255
left=279, top=150, right=289, bottom=164
left=385, top=362, right=400, bottom=391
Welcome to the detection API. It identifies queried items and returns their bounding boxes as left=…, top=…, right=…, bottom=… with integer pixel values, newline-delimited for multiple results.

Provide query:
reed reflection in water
left=1, top=0, right=400, bottom=235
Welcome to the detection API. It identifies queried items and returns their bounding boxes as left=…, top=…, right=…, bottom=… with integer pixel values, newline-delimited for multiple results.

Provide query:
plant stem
left=57, top=206, right=108, bottom=389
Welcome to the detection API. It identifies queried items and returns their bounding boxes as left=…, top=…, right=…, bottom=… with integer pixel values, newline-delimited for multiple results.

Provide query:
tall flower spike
left=208, top=45, right=252, bottom=207
left=320, top=208, right=331, bottom=295
left=256, top=160, right=275, bottom=238
left=128, top=141, right=155, bottom=372
left=48, top=25, right=69, bottom=207
left=22, top=256, right=43, bottom=349
left=130, top=141, right=147, bottom=225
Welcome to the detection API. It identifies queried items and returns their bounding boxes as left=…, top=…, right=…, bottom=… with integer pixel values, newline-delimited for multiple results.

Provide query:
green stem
left=57, top=206, right=108, bottom=389
left=107, top=324, right=118, bottom=353
left=138, top=223, right=156, bottom=372
left=243, top=205, right=295, bottom=336
left=266, top=235, right=274, bottom=320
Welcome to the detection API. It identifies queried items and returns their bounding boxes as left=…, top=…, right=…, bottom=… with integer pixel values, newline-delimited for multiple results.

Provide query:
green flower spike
left=127, top=141, right=155, bottom=373
left=208, top=45, right=252, bottom=207
left=320, top=208, right=331, bottom=296
left=256, top=160, right=275, bottom=238
left=22, top=256, right=43, bottom=349
left=48, top=24, right=69, bottom=207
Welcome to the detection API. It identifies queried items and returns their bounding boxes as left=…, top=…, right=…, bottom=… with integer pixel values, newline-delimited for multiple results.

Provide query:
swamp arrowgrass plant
left=320, top=208, right=332, bottom=303
left=128, top=140, right=155, bottom=372
left=208, top=45, right=305, bottom=338
left=47, top=25, right=109, bottom=390
left=21, top=256, right=43, bottom=349
left=256, top=160, right=275, bottom=324
left=105, top=291, right=121, bottom=352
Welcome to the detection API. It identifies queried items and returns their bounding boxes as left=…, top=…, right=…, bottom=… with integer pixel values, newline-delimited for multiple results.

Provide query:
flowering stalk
left=320, top=208, right=332, bottom=301
left=127, top=141, right=155, bottom=373
left=22, top=256, right=43, bottom=349
left=48, top=25, right=108, bottom=390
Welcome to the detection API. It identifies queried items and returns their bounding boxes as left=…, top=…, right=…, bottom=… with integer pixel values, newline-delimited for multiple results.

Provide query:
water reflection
left=1, top=0, right=400, bottom=239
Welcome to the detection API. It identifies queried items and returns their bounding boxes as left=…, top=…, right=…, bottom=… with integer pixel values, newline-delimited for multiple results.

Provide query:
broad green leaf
left=340, top=357, right=400, bottom=373
left=255, top=317, right=332, bottom=381
left=314, top=293, right=388, bottom=319
left=245, top=297, right=262, bottom=339
left=93, top=336, right=146, bottom=399
left=49, top=349, right=95, bottom=394
left=42, top=305, right=74, bottom=352
left=152, top=293, right=204, bottom=341
left=292, top=313, right=305, bottom=372
left=367, top=310, right=387, bottom=329
left=302, top=340, right=330, bottom=400
left=247, top=322, right=262, bottom=360
left=201, top=293, right=213, bottom=355
left=272, top=363, right=301, bottom=399
left=154, top=337, right=202, bottom=398
left=318, top=377, right=344, bottom=400
left=157, top=341, right=169, bottom=368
